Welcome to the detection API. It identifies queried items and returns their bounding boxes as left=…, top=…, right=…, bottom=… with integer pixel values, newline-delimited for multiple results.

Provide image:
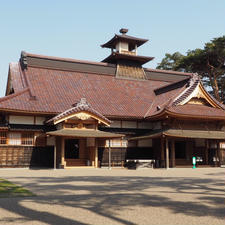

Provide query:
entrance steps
left=65, top=159, right=88, bottom=167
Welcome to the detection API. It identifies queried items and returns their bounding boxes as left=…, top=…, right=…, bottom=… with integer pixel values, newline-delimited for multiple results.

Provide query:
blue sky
left=0, top=0, right=224, bottom=96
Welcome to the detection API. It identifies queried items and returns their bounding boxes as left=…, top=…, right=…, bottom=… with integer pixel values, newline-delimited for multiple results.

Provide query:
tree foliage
left=156, top=52, right=184, bottom=71
left=157, top=36, right=225, bottom=102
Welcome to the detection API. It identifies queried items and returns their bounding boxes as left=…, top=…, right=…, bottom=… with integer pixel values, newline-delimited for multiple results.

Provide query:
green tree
left=157, top=36, right=225, bottom=102
left=156, top=52, right=184, bottom=71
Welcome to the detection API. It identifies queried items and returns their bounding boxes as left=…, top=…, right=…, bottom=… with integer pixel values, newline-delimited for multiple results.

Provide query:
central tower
left=101, top=28, right=154, bottom=79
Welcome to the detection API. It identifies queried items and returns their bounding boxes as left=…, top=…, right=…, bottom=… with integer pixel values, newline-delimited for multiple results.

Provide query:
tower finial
left=119, top=28, right=128, bottom=35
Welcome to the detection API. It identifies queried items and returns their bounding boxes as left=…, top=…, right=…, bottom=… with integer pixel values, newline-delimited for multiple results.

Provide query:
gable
left=179, top=83, right=220, bottom=108
left=46, top=98, right=111, bottom=126
left=53, top=111, right=109, bottom=126
left=187, top=97, right=211, bottom=106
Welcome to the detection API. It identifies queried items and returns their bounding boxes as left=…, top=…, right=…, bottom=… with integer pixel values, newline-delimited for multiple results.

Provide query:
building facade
left=0, top=29, right=225, bottom=168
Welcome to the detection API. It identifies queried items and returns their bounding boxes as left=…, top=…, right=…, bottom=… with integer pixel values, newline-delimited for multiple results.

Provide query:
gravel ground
left=0, top=167, right=224, bottom=225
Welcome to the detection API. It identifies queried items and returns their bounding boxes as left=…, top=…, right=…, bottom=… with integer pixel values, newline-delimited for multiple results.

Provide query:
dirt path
left=0, top=168, right=224, bottom=225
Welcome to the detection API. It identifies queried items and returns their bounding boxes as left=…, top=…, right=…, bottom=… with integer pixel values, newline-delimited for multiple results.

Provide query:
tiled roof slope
left=167, top=104, right=225, bottom=119
left=147, top=73, right=225, bottom=119
left=8, top=62, right=26, bottom=93
left=1, top=65, right=173, bottom=117
left=5, top=52, right=225, bottom=120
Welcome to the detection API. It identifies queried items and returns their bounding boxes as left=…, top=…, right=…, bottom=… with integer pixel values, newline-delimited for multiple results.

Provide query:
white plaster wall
left=9, top=115, right=34, bottom=125
left=110, top=120, right=121, bottom=128
left=138, top=122, right=153, bottom=129
left=36, top=117, right=45, bottom=125
left=120, top=42, right=128, bottom=51
left=122, top=121, right=137, bottom=128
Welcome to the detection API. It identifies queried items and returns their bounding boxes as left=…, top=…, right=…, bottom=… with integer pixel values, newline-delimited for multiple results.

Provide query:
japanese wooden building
left=0, top=28, right=225, bottom=168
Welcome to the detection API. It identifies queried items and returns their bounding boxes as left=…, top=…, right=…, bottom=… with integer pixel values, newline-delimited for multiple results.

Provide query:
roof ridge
left=20, top=65, right=36, bottom=99
left=172, top=73, right=200, bottom=106
left=144, top=68, right=193, bottom=76
left=17, top=62, right=28, bottom=89
left=25, top=51, right=115, bottom=67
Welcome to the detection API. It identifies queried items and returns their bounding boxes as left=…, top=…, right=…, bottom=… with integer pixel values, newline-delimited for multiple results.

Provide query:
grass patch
left=0, top=178, right=34, bottom=198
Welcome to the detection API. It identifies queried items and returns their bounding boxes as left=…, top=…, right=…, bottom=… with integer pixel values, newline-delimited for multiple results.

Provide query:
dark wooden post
left=171, top=139, right=175, bottom=168
left=95, top=138, right=98, bottom=168
left=61, top=137, right=66, bottom=168
left=216, top=141, right=220, bottom=167
left=205, top=139, right=209, bottom=165
left=108, top=139, right=111, bottom=170
left=54, top=143, right=57, bottom=169
left=160, top=136, right=165, bottom=168
left=165, top=137, right=169, bottom=169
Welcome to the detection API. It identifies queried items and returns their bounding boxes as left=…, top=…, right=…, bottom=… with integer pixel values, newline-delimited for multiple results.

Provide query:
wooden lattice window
left=21, top=133, right=34, bottom=146
left=0, top=131, right=7, bottom=144
left=8, top=132, right=21, bottom=145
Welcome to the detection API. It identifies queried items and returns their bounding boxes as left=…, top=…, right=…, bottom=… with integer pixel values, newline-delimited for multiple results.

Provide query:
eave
left=102, top=52, right=154, bottom=65
left=147, top=108, right=225, bottom=121
left=101, top=34, right=148, bottom=50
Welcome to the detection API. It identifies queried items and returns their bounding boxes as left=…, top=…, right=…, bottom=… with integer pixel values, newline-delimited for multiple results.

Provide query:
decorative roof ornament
left=72, top=98, right=90, bottom=108
left=20, top=51, right=28, bottom=70
left=119, top=28, right=128, bottom=35
left=75, top=98, right=90, bottom=108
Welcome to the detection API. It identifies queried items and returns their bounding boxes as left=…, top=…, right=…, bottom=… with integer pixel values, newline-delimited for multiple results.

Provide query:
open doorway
left=175, top=141, right=186, bottom=159
left=175, top=141, right=188, bottom=166
left=65, top=139, right=79, bottom=159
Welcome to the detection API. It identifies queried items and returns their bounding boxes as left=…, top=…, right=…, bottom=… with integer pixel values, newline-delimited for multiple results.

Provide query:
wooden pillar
left=94, top=138, right=98, bottom=168
left=171, top=139, right=175, bottom=168
left=54, top=144, right=57, bottom=170
left=108, top=139, right=111, bottom=170
left=160, top=136, right=165, bottom=168
left=205, top=139, right=209, bottom=165
left=61, top=137, right=66, bottom=168
left=216, top=141, right=220, bottom=167
left=165, top=137, right=169, bottom=169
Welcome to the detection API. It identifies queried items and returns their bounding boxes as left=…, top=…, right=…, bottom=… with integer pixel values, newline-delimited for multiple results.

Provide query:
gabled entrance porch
left=46, top=98, right=124, bottom=169
left=48, top=129, right=124, bottom=168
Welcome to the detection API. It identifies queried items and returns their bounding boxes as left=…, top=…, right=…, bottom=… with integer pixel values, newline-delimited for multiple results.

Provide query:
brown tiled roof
left=146, top=73, right=225, bottom=119
left=0, top=62, right=173, bottom=117
left=2, top=52, right=225, bottom=120
left=144, top=82, right=188, bottom=118
left=167, top=104, right=225, bottom=119
left=0, top=88, right=55, bottom=114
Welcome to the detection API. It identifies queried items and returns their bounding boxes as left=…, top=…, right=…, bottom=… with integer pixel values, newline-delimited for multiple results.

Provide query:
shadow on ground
left=0, top=174, right=224, bottom=225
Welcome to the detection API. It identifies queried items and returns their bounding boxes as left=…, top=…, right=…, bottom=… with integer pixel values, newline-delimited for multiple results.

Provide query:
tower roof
left=101, top=31, right=148, bottom=51
left=102, top=52, right=154, bottom=65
